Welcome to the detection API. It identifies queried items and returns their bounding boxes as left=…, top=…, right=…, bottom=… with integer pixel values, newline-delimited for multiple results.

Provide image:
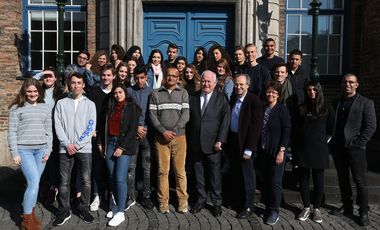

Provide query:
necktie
left=201, top=94, right=208, bottom=116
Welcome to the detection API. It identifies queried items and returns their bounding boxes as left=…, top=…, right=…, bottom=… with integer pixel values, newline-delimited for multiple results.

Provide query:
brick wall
left=87, top=0, right=97, bottom=57
left=351, top=0, right=380, bottom=136
left=0, top=0, right=23, bottom=165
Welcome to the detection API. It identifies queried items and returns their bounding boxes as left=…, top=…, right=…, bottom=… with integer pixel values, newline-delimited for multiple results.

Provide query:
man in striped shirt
left=149, top=67, right=190, bottom=214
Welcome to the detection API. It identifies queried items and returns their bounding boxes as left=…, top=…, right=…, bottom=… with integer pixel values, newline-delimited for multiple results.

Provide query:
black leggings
left=299, top=167, right=324, bottom=208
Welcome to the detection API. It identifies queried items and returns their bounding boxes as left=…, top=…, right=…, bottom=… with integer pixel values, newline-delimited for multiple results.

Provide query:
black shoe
left=359, top=211, right=369, bottom=226
left=212, top=206, right=222, bottom=217
left=141, top=196, right=154, bottom=210
left=265, top=210, right=279, bottom=225
left=79, top=207, right=94, bottom=223
left=53, top=209, right=71, bottom=226
left=329, top=205, right=353, bottom=216
left=237, top=208, right=253, bottom=219
left=191, top=203, right=205, bottom=214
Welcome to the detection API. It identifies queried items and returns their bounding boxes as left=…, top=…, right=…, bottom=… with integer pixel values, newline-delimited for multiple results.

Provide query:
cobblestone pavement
left=1, top=198, right=379, bottom=230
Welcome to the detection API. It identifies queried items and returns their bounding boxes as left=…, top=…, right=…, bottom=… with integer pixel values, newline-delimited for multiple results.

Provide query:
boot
left=20, top=213, right=36, bottom=230
left=32, top=208, right=41, bottom=229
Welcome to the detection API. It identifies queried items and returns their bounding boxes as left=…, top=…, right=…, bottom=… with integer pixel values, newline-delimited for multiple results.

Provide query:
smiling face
left=25, top=85, right=39, bottom=104
left=101, top=69, right=115, bottom=87
left=97, top=54, right=107, bottom=66
left=274, top=66, right=288, bottom=84
left=201, top=71, right=217, bottom=94
left=264, top=41, right=276, bottom=56
left=176, top=60, right=186, bottom=72
left=118, top=66, right=128, bottom=81
left=341, top=75, right=359, bottom=97
left=245, top=46, right=257, bottom=63
left=152, top=52, right=162, bottom=66
left=265, top=87, right=279, bottom=105
left=164, top=68, right=180, bottom=90
left=234, top=49, right=245, bottom=64
left=216, top=64, right=226, bottom=76
left=77, top=53, right=89, bottom=67
left=307, top=85, right=318, bottom=99
left=42, top=71, right=57, bottom=88
left=113, top=86, right=126, bottom=102
left=234, top=75, right=249, bottom=97
left=185, top=67, right=194, bottom=80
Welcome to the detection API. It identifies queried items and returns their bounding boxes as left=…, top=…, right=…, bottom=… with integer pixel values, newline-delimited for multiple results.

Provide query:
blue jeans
left=105, top=137, right=131, bottom=212
left=18, top=147, right=47, bottom=214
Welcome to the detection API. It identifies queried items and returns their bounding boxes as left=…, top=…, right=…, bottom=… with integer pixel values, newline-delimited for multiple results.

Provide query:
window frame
left=284, top=0, right=348, bottom=80
left=22, top=0, right=87, bottom=76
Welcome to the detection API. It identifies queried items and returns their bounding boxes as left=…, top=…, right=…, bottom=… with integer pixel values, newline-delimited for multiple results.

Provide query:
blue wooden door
left=143, top=5, right=234, bottom=63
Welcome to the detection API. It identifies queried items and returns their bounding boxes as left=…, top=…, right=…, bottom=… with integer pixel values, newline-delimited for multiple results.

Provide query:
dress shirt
left=200, top=91, right=213, bottom=111
left=230, top=93, right=253, bottom=157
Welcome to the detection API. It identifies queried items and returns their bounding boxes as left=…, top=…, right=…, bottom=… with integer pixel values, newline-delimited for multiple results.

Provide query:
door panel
left=143, top=5, right=234, bottom=63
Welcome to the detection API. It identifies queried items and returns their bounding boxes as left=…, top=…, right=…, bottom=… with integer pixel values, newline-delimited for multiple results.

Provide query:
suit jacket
left=332, top=93, right=377, bottom=149
left=230, top=92, right=263, bottom=154
left=188, top=90, right=230, bottom=155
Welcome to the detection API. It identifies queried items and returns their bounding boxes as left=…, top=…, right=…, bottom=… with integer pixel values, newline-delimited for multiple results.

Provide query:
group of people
left=8, top=38, right=376, bottom=229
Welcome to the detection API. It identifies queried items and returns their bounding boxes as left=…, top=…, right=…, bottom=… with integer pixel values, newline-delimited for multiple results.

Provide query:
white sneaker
left=108, top=212, right=125, bottom=227
left=298, top=207, right=311, bottom=221
left=106, top=194, right=117, bottom=218
left=90, top=195, right=100, bottom=212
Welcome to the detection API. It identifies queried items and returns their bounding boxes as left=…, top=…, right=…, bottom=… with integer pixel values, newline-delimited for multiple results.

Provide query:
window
left=23, top=0, right=86, bottom=74
left=285, top=0, right=344, bottom=76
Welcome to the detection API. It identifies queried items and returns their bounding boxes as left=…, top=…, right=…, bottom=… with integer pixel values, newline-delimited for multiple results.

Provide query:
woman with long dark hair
left=124, top=45, right=145, bottom=66
left=98, top=83, right=140, bottom=226
left=8, top=78, right=52, bottom=229
left=207, top=44, right=232, bottom=72
left=295, top=80, right=334, bottom=223
left=110, top=44, right=126, bottom=69
left=192, top=47, right=207, bottom=75
left=146, top=49, right=165, bottom=89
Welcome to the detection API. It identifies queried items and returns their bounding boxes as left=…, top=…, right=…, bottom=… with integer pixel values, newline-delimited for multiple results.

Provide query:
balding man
left=149, top=67, right=190, bottom=214
left=188, top=70, right=230, bottom=217
left=226, top=74, right=263, bottom=219
left=329, top=73, right=376, bottom=226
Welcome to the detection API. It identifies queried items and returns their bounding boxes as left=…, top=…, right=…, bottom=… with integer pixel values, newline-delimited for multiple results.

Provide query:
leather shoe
left=237, top=208, right=253, bottom=219
left=212, top=206, right=222, bottom=217
left=329, top=206, right=353, bottom=216
left=191, top=203, right=204, bottom=214
left=359, top=211, right=369, bottom=226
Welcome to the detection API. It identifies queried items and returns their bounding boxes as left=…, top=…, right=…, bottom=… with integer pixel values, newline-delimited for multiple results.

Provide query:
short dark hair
left=264, top=38, right=275, bottom=44
left=342, top=73, right=360, bottom=83
left=101, top=63, right=115, bottom=75
left=289, top=49, right=303, bottom=57
left=134, top=66, right=147, bottom=75
left=68, top=72, right=86, bottom=83
left=273, top=63, right=288, bottom=72
left=78, top=50, right=90, bottom=60
left=235, top=45, right=245, bottom=52
left=265, top=80, right=283, bottom=101
left=168, top=43, right=178, bottom=50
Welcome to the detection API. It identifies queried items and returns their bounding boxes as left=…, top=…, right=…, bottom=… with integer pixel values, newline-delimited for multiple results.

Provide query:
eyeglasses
left=266, top=90, right=278, bottom=95
left=77, top=56, right=88, bottom=60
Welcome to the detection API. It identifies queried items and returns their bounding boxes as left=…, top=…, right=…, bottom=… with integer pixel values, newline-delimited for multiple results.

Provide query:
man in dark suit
left=330, top=73, right=376, bottom=227
left=188, top=70, right=230, bottom=217
left=227, top=74, right=263, bottom=219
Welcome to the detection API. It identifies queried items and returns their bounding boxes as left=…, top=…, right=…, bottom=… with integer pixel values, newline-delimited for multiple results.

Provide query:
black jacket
left=98, top=98, right=141, bottom=155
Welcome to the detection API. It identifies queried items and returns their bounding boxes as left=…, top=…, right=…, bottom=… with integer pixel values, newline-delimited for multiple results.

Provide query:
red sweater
left=108, top=100, right=126, bottom=136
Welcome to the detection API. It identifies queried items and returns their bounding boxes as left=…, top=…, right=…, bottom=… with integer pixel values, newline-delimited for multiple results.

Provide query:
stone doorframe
left=108, top=0, right=281, bottom=55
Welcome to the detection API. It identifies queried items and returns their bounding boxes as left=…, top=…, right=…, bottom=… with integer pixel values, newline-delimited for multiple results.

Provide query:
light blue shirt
left=230, top=93, right=253, bottom=157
